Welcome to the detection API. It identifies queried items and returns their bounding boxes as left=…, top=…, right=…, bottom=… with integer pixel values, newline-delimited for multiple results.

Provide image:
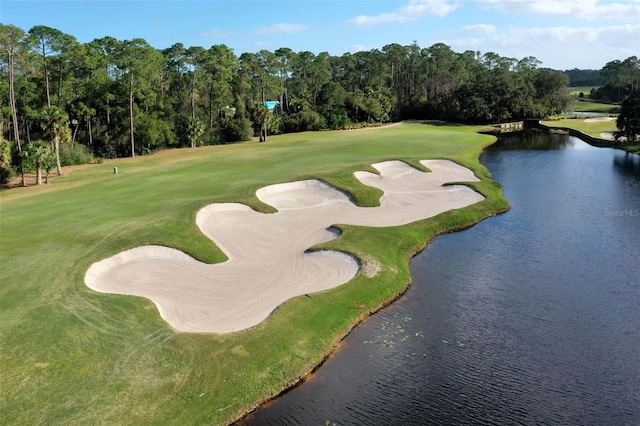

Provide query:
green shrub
left=267, top=113, right=284, bottom=135
left=0, top=136, right=13, bottom=184
left=201, top=128, right=225, bottom=146
left=221, top=116, right=254, bottom=142
left=0, top=165, right=12, bottom=184
left=329, top=112, right=352, bottom=130
left=60, top=143, right=94, bottom=166
left=283, top=110, right=326, bottom=133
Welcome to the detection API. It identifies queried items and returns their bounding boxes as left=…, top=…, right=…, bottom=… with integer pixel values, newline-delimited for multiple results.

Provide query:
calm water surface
left=241, top=131, right=640, bottom=425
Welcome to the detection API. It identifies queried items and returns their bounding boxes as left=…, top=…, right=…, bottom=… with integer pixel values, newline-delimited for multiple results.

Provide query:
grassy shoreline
left=540, top=118, right=640, bottom=154
left=234, top=178, right=510, bottom=424
left=1, top=123, right=509, bottom=425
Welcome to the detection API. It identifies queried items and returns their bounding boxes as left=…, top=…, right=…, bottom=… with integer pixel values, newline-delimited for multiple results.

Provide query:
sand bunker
left=600, top=132, right=615, bottom=140
left=85, top=160, right=484, bottom=333
left=584, top=116, right=616, bottom=123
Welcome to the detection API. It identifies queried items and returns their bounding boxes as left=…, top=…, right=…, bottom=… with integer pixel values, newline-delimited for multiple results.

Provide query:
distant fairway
left=569, top=86, right=599, bottom=96
left=541, top=117, right=618, bottom=138
left=572, top=99, right=621, bottom=113
left=567, top=86, right=621, bottom=114
left=0, top=122, right=508, bottom=425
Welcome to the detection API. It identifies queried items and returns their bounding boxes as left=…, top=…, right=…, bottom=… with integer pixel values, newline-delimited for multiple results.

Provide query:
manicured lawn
left=541, top=117, right=617, bottom=138
left=541, top=118, right=640, bottom=154
left=567, top=86, right=620, bottom=113
left=0, top=123, right=508, bottom=425
left=568, top=86, right=598, bottom=96
left=571, top=99, right=620, bottom=113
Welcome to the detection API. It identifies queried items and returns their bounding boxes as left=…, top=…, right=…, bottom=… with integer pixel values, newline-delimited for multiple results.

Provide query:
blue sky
left=2, top=0, right=639, bottom=70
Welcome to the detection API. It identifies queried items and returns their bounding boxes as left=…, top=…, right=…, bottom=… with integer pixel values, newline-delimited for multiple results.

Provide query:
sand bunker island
left=85, top=160, right=484, bottom=333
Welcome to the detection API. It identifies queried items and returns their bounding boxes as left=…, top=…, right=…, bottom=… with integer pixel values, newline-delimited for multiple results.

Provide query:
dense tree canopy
left=616, top=90, right=640, bottom=143
left=0, top=23, right=630, bottom=179
left=591, top=57, right=640, bottom=103
left=563, top=68, right=602, bottom=87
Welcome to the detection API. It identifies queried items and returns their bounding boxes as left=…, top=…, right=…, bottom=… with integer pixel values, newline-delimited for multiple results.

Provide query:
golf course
left=1, top=122, right=509, bottom=424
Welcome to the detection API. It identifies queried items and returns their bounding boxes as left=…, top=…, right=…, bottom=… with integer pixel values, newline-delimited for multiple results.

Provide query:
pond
left=568, top=111, right=608, bottom=116
left=240, top=130, right=640, bottom=425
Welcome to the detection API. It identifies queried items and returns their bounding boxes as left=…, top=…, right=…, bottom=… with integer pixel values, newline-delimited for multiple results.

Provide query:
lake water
left=239, top=131, right=640, bottom=425
left=568, top=111, right=608, bottom=116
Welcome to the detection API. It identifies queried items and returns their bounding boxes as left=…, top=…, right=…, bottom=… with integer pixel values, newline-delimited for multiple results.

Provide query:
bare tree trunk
left=88, top=119, right=93, bottom=147
left=25, top=117, right=31, bottom=143
left=42, top=44, right=51, bottom=107
left=36, top=161, right=42, bottom=185
left=209, top=83, right=214, bottom=129
left=129, top=72, right=135, bottom=157
left=57, top=60, right=64, bottom=108
left=190, top=73, right=196, bottom=119
left=71, top=124, right=78, bottom=150
left=155, top=74, right=162, bottom=110
left=55, top=136, right=62, bottom=175
left=7, top=50, right=25, bottom=186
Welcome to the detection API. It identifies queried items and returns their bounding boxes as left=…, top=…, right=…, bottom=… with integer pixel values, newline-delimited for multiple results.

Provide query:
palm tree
left=27, top=141, right=53, bottom=185
left=42, top=147, right=56, bottom=184
left=39, top=106, right=69, bottom=175
left=253, top=105, right=271, bottom=142
left=187, top=117, right=205, bottom=148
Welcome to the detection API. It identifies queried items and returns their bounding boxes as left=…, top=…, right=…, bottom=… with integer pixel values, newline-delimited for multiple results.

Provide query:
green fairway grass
left=1, top=122, right=508, bottom=425
left=541, top=117, right=617, bottom=138
left=569, top=86, right=599, bottom=96
left=571, top=99, right=621, bottom=113
left=541, top=118, right=640, bottom=154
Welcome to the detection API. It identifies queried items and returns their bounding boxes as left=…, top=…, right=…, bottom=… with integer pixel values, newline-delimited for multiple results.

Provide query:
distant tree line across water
left=565, top=58, right=640, bottom=103
left=1, top=23, right=638, bottom=183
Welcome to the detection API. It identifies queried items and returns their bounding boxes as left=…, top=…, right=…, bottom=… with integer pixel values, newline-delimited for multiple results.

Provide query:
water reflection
left=491, top=128, right=574, bottom=150
left=613, top=151, right=640, bottom=176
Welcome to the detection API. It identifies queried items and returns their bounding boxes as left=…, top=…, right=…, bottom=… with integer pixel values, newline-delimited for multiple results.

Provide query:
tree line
left=588, top=57, right=640, bottom=103
left=563, top=58, right=640, bottom=104
left=0, top=23, right=633, bottom=184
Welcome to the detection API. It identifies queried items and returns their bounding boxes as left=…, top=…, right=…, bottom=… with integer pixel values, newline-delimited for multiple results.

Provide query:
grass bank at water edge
left=0, top=122, right=509, bottom=425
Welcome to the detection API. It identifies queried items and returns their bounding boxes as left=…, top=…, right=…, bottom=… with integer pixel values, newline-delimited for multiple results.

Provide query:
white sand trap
left=600, top=132, right=615, bottom=140
left=584, top=117, right=616, bottom=123
left=85, top=160, right=484, bottom=333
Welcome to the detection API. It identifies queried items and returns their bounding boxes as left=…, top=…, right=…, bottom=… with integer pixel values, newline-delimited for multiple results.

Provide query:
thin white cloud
left=473, top=0, right=640, bottom=20
left=253, top=23, right=310, bottom=35
left=497, top=24, right=638, bottom=46
left=348, top=0, right=459, bottom=26
left=460, top=24, right=498, bottom=35
left=442, top=23, right=640, bottom=69
left=350, top=44, right=369, bottom=52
